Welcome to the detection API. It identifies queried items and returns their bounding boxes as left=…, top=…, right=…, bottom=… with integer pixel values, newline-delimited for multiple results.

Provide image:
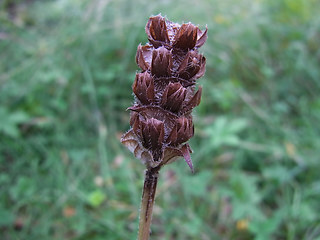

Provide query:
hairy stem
left=138, top=168, right=159, bottom=240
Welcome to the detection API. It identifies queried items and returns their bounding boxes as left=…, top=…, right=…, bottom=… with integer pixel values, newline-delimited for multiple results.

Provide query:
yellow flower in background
left=236, top=219, right=249, bottom=231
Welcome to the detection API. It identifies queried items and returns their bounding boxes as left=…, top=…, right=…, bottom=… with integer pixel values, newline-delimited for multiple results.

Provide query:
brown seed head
left=121, top=15, right=207, bottom=171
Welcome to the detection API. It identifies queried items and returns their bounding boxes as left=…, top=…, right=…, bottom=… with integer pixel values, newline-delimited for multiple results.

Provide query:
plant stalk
left=138, top=168, right=159, bottom=240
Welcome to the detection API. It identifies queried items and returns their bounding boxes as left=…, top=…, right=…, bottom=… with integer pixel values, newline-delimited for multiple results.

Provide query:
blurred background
left=1, top=0, right=320, bottom=239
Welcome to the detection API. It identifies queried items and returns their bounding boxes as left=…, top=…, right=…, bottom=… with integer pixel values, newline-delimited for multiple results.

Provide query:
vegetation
left=1, top=0, right=319, bottom=239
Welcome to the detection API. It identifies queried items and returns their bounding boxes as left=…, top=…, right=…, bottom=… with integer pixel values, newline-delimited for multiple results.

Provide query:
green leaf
left=9, top=177, right=36, bottom=201
left=180, top=171, right=212, bottom=197
left=205, top=117, right=248, bottom=148
left=87, top=190, right=106, bottom=208
left=0, top=107, right=29, bottom=138
left=249, top=210, right=284, bottom=240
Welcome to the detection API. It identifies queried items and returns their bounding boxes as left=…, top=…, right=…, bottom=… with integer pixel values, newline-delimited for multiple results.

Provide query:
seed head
left=121, top=15, right=207, bottom=172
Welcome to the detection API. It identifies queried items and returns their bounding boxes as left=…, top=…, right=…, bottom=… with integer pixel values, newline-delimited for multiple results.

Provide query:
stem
left=138, top=168, right=159, bottom=240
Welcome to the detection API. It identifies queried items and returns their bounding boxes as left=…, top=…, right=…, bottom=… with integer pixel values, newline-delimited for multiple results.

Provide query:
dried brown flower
left=121, top=15, right=207, bottom=172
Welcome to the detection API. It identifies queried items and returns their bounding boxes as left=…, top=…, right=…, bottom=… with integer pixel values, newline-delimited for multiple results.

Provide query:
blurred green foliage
left=1, top=0, right=320, bottom=239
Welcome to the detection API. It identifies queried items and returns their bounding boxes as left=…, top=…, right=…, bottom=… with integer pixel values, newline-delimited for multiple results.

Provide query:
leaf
left=0, top=107, right=30, bottom=138
left=228, top=118, right=248, bottom=133
left=180, top=170, right=212, bottom=197
left=9, top=177, right=36, bottom=201
left=87, top=190, right=106, bottom=208
left=249, top=210, right=284, bottom=240
left=182, top=215, right=202, bottom=236
left=220, top=172, right=262, bottom=220
left=204, top=116, right=248, bottom=148
left=262, top=165, right=290, bottom=183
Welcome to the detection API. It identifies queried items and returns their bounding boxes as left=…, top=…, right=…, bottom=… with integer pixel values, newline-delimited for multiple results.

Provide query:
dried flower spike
left=121, top=15, right=207, bottom=172
left=121, top=15, right=207, bottom=240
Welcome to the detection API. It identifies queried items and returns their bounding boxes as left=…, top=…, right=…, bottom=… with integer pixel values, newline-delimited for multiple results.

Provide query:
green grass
left=1, top=0, right=320, bottom=239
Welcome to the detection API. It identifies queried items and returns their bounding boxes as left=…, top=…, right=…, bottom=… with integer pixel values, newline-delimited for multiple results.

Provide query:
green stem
left=138, top=168, right=159, bottom=240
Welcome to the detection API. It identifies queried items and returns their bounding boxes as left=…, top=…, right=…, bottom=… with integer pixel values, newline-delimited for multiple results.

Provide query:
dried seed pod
left=121, top=15, right=207, bottom=171
left=183, top=86, right=202, bottom=113
left=133, top=72, right=155, bottom=104
left=140, top=118, right=165, bottom=161
left=151, top=47, right=172, bottom=77
left=136, top=44, right=153, bottom=70
left=161, top=82, right=186, bottom=113
left=173, top=23, right=198, bottom=50
left=145, top=15, right=170, bottom=47
left=167, top=117, right=194, bottom=146
left=178, top=51, right=206, bottom=80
